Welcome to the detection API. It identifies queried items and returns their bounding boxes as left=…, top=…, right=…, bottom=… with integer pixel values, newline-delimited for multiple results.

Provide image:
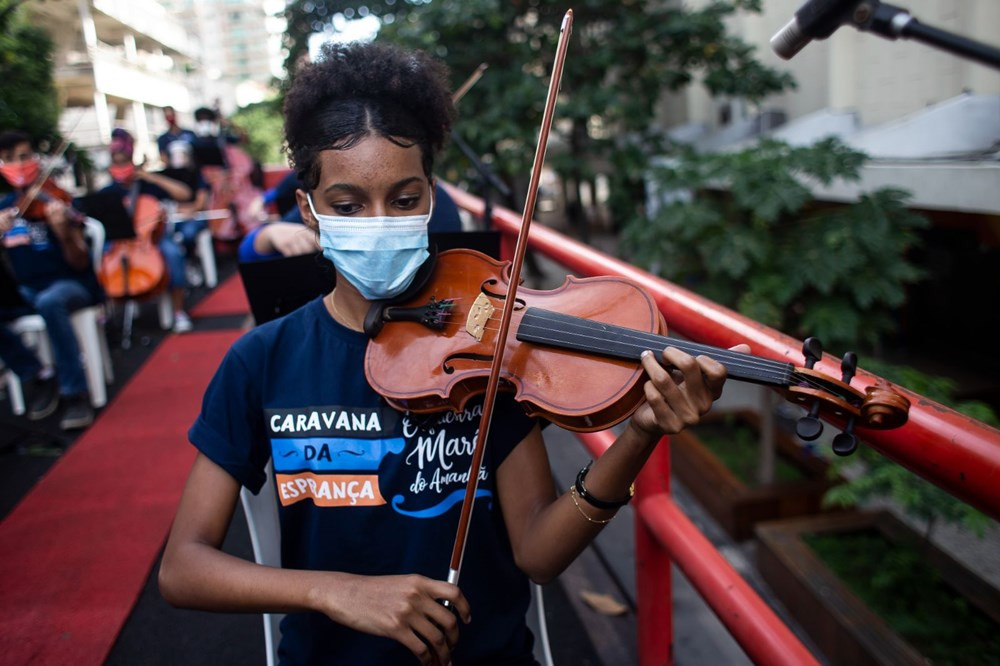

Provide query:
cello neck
left=516, top=307, right=795, bottom=388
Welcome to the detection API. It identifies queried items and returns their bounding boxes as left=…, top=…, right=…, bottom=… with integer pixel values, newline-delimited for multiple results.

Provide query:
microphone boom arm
left=772, top=0, right=1000, bottom=69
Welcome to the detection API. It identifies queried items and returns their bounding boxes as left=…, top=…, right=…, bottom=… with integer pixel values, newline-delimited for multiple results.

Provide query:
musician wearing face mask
left=0, top=130, right=103, bottom=429
left=156, top=106, right=197, bottom=159
left=158, top=140, right=211, bottom=270
left=99, top=129, right=196, bottom=333
left=159, top=42, right=743, bottom=666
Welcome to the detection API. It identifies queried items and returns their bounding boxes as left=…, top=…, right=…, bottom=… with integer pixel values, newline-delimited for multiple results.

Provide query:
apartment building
left=27, top=0, right=202, bottom=163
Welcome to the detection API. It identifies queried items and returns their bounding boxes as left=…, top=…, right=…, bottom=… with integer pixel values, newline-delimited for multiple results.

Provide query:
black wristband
left=574, top=460, right=634, bottom=510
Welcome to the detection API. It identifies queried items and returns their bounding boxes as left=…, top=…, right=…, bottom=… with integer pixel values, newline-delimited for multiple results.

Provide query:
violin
left=97, top=193, right=168, bottom=299
left=16, top=178, right=73, bottom=221
left=365, top=249, right=910, bottom=454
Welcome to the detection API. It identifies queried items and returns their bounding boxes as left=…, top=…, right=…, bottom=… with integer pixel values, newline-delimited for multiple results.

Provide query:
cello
left=97, top=189, right=168, bottom=301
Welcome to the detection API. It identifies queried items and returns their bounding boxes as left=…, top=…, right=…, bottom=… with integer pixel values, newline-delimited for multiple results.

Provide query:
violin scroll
left=787, top=338, right=910, bottom=457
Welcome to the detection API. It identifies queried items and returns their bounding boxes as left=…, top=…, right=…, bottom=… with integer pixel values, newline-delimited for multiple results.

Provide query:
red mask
left=0, top=159, right=40, bottom=188
left=108, top=163, right=136, bottom=183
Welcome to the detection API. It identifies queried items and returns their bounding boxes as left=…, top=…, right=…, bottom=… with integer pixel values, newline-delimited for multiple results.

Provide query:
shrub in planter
left=757, top=368, right=1000, bottom=665
left=756, top=511, right=1000, bottom=666
left=671, top=409, right=839, bottom=540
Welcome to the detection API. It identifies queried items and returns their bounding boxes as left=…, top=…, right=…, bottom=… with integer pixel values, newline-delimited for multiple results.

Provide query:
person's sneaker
left=173, top=310, right=193, bottom=333
left=59, top=393, right=94, bottom=430
left=25, top=375, right=59, bottom=421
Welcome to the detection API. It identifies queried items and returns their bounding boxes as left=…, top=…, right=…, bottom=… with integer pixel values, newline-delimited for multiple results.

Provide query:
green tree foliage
left=0, top=1, right=60, bottom=143
left=231, top=99, right=286, bottom=166
left=622, top=138, right=928, bottom=352
left=282, top=0, right=794, bottom=224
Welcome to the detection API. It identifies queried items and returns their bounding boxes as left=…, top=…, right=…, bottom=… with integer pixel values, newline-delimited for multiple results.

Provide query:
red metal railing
left=442, top=181, right=1000, bottom=665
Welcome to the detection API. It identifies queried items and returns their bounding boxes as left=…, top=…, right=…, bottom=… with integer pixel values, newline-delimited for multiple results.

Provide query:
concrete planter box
left=755, top=510, right=1000, bottom=665
left=671, top=409, right=836, bottom=540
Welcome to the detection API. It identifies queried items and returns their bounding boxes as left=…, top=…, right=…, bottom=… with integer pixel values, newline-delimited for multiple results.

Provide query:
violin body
left=365, top=249, right=667, bottom=431
left=17, top=178, right=73, bottom=220
left=97, top=194, right=168, bottom=299
left=366, top=249, right=910, bottom=444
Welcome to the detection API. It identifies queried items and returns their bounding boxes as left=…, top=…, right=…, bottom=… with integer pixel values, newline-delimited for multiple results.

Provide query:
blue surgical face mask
left=308, top=188, right=433, bottom=301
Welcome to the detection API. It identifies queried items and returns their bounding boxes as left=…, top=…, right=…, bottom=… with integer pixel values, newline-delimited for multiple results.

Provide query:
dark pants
left=0, top=279, right=91, bottom=396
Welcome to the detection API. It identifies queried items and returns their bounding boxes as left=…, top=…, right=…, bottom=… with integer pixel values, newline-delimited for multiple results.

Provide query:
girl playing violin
left=0, top=129, right=103, bottom=430
left=159, top=41, right=746, bottom=665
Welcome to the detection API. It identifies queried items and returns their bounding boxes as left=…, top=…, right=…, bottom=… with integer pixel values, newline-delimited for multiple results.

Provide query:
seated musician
left=0, top=130, right=103, bottom=430
left=156, top=105, right=197, bottom=160
left=100, top=129, right=195, bottom=333
left=159, top=42, right=747, bottom=664
left=158, top=140, right=212, bottom=283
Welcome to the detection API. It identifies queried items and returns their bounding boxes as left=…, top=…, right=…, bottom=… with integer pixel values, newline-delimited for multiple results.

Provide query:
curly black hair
left=284, top=41, right=456, bottom=191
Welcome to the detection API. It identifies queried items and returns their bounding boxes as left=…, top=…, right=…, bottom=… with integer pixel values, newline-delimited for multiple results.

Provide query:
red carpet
left=191, top=272, right=250, bottom=318
left=0, top=330, right=241, bottom=665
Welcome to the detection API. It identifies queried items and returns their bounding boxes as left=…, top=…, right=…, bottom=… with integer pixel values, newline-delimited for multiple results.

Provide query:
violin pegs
left=841, top=351, right=858, bottom=384
left=796, top=401, right=824, bottom=441
left=802, top=337, right=823, bottom=370
left=832, top=416, right=859, bottom=456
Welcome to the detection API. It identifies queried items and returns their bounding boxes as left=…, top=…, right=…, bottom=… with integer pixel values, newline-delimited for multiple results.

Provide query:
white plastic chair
left=4, top=217, right=114, bottom=413
left=239, top=461, right=554, bottom=666
left=239, top=461, right=284, bottom=666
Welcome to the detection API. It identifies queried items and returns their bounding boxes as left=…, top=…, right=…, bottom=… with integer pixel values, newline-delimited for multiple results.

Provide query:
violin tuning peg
left=796, top=415, right=824, bottom=441
left=796, top=402, right=824, bottom=441
left=841, top=351, right=858, bottom=384
left=832, top=432, right=858, bottom=456
left=802, top=337, right=823, bottom=369
left=832, top=416, right=859, bottom=456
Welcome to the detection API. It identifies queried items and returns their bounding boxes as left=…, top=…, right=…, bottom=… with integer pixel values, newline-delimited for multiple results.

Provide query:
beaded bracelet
left=569, top=486, right=614, bottom=525
left=575, top=460, right=634, bottom=510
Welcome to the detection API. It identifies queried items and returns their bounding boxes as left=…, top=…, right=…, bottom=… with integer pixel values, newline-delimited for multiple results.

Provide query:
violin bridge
left=466, top=293, right=495, bottom=341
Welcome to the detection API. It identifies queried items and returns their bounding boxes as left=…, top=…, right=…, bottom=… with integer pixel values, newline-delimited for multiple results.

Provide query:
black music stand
left=74, top=191, right=136, bottom=241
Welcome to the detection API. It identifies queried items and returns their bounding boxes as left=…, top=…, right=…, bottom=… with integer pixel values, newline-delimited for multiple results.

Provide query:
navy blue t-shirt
left=189, top=298, right=539, bottom=665
left=0, top=192, right=103, bottom=300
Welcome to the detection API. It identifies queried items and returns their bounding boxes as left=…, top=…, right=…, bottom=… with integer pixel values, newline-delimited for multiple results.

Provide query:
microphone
left=770, top=0, right=863, bottom=60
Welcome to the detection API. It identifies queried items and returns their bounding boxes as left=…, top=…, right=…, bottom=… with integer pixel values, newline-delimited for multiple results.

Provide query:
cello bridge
left=466, top=293, right=495, bottom=341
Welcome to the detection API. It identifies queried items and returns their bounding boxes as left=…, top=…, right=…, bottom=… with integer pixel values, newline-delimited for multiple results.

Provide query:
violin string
left=443, top=308, right=842, bottom=395
left=522, top=318, right=841, bottom=395
left=447, top=310, right=788, bottom=379
left=478, top=312, right=792, bottom=378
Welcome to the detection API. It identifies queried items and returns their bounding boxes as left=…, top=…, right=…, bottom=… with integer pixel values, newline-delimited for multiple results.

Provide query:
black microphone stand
left=450, top=131, right=512, bottom=229
left=855, top=1, right=1000, bottom=69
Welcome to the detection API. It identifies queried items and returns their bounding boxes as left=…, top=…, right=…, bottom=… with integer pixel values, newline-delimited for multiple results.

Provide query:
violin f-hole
left=480, top=279, right=526, bottom=310
left=443, top=352, right=494, bottom=374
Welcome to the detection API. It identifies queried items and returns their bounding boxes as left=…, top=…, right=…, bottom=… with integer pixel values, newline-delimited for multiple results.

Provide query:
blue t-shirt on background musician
left=189, top=297, right=539, bottom=665
left=0, top=192, right=102, bottom=303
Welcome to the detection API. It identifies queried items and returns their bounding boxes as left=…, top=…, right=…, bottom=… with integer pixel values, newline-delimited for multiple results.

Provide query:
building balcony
left=92, top=0, right=197, bottom=58
left=54, top=43, right=193, bottom=111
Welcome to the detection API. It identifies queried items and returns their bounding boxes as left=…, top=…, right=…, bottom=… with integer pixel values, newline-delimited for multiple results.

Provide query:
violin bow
left=445, top=9, right=573, bottom=591
left=452, top=63, right=489, bottom=105
left=13, top=113, right=87, bottom=216
left=14, top=140, right=72, bottom=216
